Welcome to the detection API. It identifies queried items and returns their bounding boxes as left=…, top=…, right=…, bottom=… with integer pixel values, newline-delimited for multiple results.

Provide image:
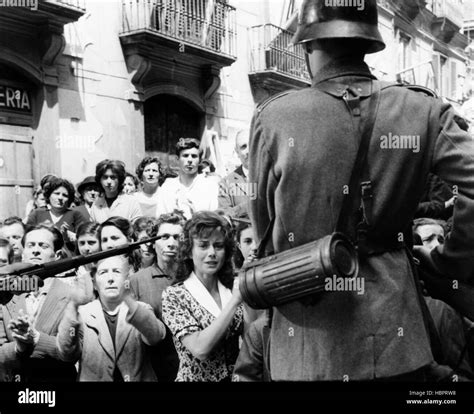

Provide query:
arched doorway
left=144, top=94, right=204, bottom=173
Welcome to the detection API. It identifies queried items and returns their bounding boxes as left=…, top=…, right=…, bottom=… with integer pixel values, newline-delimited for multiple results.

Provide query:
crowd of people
left=1, top=0, right=474, bottom=381
left=0, top=134, right=263, bottom=382
left=0, top=125, right=471, bottom=383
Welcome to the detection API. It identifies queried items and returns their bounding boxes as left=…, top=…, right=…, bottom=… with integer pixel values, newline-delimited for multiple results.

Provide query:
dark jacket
left=218, top=165, right=250, bottom=217
left=26, top=206, right=87, bottom=232
left=415, top=173, right=454, bottom=220
left=249, top=57, right=474, bottom=380
left=73, top=204, right=92, bottom=222
left=233, top=312, right=271, bottom=382
left=26, top=206, right=88, bottom=253
left=129, top=266, right=179, bottom=382
left=425, top=296, right=474, bottom=380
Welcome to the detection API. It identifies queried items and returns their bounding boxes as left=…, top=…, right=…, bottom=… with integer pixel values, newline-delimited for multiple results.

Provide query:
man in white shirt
left=157, top=138, right=218, bottom=219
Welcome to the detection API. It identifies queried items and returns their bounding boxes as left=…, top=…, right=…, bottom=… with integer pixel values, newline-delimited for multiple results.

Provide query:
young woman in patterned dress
left=162, top=211, right=243, bottom=382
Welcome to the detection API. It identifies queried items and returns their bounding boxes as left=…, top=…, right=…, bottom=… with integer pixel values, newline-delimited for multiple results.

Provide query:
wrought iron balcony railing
left=249, top=24, right=310, bottom=84
left=121, top=0, right=237, bottom=58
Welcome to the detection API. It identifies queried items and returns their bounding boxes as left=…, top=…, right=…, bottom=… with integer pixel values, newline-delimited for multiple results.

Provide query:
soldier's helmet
left=291, top=0, right=385, bottom=54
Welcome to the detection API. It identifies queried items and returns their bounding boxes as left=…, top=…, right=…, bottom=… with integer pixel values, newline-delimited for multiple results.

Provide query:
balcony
left=429, top=0, right=463, bottom=43
left=0, top=0, right=86, bottom=86
left=377, top=0, right=427, bottom=21
left=40, top=0, right=86, bottom=22
left=0, top=0, right=85, bottom=28
left=248, top=24, right=310, bottom=98
left=120, top=0, right=237, bottom=68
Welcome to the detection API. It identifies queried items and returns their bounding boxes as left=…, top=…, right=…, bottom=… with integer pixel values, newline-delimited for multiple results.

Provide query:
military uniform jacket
left=249, top=57, right=474, bottom=380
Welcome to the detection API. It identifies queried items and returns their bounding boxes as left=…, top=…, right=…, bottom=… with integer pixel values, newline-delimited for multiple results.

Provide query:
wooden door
left=145, top=94, right=203, bottom=173
left=0, top=124, right=34, bottom=219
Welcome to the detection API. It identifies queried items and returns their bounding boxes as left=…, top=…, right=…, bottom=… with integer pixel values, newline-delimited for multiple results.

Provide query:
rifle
left=0, top=236, right=160, bottom=293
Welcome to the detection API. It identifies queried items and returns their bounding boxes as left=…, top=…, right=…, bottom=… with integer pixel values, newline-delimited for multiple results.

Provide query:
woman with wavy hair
left=162, top=211, right=243, bottom=382
left=90, top=159, right=141, bottom=223
left=98, top=216, right=141, bottom=273
left=134, top=156, right=164, bottom=217
left=26, top=176, right=88, bottom=252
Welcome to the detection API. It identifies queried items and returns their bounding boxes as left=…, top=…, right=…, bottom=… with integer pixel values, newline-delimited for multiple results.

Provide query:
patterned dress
left=162, top=282, right=243, bottom=382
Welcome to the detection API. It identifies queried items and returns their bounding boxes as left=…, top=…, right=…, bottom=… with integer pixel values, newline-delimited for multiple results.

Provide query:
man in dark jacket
left=415, top=173, right=455, bottom=221
left=248, top=0, right=474, bottom=381
left=130, top=212, right=185, bottom=381
left=218, top=129, right=253, bottom=218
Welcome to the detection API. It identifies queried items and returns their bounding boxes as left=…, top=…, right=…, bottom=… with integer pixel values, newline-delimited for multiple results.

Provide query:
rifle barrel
left=1, top=236, right=161, bottom=280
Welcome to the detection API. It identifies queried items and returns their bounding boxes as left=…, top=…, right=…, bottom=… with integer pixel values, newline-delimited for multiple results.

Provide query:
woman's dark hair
left=232, top=216, right=252, bottom=270
left=98, top=216, right=139, bottom=271
left=43, top=177, right=76, bottom=207
left=77, top=221, right=101, bottom=239
left=95, top=159, right=126, bottom=194
left=125, top=172, right=140, bottom=189
left=234, top=216, right=252, bottom=243
left=133, top=216, right=158, bottom=240
left=135, top=156, right=165, bottom=185
left=99, top=216, right=134, bottom=242
left=175, top=211, right=235, bottom=289
left=40, top=173, right=58, bottom=190
left=75, top=222, right=101, bottom=255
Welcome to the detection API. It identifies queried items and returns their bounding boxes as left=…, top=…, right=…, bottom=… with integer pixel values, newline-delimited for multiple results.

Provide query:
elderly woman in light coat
left=56, top=255, right=166, bottom=381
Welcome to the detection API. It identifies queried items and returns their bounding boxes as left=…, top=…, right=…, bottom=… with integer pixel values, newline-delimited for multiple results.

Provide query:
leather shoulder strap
left=335, top=81, right=381, bottom=238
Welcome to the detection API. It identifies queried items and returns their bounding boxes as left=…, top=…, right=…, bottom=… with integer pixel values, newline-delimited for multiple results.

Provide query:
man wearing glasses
left=130, top=211, right=186, bottom=381
left=0, top=224, right=76, bottom=382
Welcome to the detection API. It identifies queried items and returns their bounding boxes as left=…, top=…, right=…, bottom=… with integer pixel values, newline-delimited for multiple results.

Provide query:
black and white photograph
left=1, top=0, right=474, bottom=411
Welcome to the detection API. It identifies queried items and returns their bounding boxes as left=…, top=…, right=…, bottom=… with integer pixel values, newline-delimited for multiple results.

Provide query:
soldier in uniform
left=248, top=0, right=474, bottom=380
